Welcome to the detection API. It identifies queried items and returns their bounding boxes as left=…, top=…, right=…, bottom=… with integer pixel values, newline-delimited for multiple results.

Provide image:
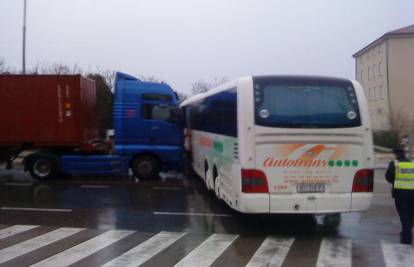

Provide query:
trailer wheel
left=28, top=153, right=59, bottom=180
left=131, top=155, right=160, bottom=180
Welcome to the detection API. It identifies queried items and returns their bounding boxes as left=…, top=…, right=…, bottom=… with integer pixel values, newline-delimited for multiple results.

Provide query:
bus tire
left=131, top=155, right=160, bottom=180
left=28, top=153, right=59, bottom=180
left=213, top=166, right=221, bottom=199
left=323, top=213, right=341, bottom=231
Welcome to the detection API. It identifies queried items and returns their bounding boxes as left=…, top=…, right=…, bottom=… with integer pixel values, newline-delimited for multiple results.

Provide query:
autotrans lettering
left=262, top=144, right=359, bottom=168
left=264, top=157, right=327, bottom=168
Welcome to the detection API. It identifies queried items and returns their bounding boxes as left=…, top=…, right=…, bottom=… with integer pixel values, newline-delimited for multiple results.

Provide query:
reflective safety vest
left=394, top=161, right=414, bottom=190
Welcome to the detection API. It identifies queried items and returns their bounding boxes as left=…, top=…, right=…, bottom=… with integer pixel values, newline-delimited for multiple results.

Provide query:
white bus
left=181, top=76, right=374, bottom=217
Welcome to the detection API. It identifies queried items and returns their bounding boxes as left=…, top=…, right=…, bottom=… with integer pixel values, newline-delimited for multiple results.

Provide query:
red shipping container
left=0, top=75, right=98, bottom=148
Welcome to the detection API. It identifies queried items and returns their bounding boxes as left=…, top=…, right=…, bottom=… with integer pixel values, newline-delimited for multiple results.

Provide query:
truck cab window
left=142, top=104, right=172, bottom=121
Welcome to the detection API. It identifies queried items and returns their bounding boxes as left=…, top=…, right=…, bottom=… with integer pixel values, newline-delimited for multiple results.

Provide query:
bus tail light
left=241, top=169, right=269, bottom=193
left=352, top=169, right=374, bottom=192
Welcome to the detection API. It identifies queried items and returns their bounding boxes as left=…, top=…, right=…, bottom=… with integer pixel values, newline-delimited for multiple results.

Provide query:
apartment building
left=353, top=24, right=414, bottom=131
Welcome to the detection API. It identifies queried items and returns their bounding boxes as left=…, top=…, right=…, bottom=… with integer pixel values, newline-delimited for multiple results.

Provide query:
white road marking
left=80, top=185, right=110, bottom=189
left=153, top=211, right=232, bottom=217
left=4, top=182, right=33, bottom=187
left=102, top=231, right=186, bottom=267
left=0, top=227, right=83, bottom=264
left=316, top=238, right=352, bottom=267
left=381, top=240, right=414, bottom=267
left=174, top=233, right=238, bottom=267
left=0, top=225, right=38, bottom=240
left=245, top=236, right=294, bottom=267
left=152, top=187, right=182, bottom=191
left=1, top=207, right=72, bottom=212
left=31, top=230, right=134, bottom=267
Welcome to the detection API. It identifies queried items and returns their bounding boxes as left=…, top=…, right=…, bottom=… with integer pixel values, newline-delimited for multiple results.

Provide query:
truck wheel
left=28, top=154, right=59, bottom=180
left=131, top=155, right=160, bottom=180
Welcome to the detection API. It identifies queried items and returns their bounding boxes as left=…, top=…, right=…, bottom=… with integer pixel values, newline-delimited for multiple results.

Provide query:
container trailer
left=0, top=72, right=183, bottom=180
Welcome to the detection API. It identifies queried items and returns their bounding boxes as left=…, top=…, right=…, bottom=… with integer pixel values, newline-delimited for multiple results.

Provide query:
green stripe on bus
left=213, top=141, right=224, bottom=153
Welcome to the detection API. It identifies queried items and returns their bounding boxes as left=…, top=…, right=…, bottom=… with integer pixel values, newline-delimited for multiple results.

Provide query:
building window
left=368, top=67, right=371, bottom=80
left=368, top=88, right=372, bottom=101
left=373, top=64, right=377, bottom=79
left=361, top=70, right=364, bottom=82
left=380, top=86, right=384, bottom=99
left=379, top=62, right=383, bottom=76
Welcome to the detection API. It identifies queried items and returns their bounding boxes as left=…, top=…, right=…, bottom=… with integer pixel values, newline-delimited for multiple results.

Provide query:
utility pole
left=22, top=0, right=27, bottom=74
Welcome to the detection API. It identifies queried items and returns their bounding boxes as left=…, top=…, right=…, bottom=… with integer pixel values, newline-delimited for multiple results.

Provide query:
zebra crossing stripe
left=0, top=225, right=38, bottom=240
left=0, top=227, right=83, bottom=264
left=30, top=230, right=134, bottom=267
left=381, top=240, right=414, bottom=267
left=174, top=233, right=238, bottom=267
left=316, top=238, right=352, bottom=267
left=245, top=236, right=294, bottom=267
left=102, top=231, right=186, bottom=267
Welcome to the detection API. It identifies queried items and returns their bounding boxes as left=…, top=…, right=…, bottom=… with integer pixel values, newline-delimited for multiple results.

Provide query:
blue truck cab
left=60, top=72, right=183, bottom=179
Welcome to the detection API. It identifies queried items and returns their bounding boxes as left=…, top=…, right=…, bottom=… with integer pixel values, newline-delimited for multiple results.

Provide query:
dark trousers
left=395, top=192, right=414, bottom=241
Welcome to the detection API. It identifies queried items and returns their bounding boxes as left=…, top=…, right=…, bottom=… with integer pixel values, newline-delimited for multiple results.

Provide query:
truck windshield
left=254, top=79, right=361, bottom=128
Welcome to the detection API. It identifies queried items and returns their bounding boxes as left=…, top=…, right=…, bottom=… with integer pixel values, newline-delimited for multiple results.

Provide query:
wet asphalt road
left=0, top=166, right=412, bottom=267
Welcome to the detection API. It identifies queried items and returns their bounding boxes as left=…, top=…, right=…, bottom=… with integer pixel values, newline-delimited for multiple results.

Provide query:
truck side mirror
left=168, top=108, right=182, bottom=125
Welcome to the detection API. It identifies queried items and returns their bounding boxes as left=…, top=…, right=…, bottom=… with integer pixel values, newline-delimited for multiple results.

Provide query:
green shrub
left=373, top=130, right=400, bottom=148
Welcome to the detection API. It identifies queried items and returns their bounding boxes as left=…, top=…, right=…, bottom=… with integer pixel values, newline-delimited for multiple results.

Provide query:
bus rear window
left=254, top=80, right=361, bottom=128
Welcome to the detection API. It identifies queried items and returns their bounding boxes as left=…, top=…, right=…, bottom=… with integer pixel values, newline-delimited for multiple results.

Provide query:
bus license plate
left=297, top=183, right=325, bottom=193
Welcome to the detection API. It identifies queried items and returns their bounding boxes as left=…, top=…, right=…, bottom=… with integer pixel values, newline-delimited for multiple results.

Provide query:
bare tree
left=191, top=80, right=210, bottom=95
left=177, top=92, right=189, bottom=102
left=96, top=67, right=116, bottom=92
left=49, top=63, right=82, bottom=75
left=190, top=76, right=229, bottom=95
left=0, top=58, right=11, bottom=74
left=139, top=75, right=166, bottom=83
left=29, top=61, right=49, bottom=74
left=28, top=62, right=82, bottom=75
left=0, top=58, right=5, bottom=73
left=391, top=110, right=411, bottom=140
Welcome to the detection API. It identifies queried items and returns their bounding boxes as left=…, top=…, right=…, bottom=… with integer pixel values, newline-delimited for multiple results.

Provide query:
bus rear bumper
left=237, top=192, right=373, bottom=214
left=350, top=193, right=373, bottom=211
left=268, top=193, right=373, bottom=214
left=238, top=193, right=269, bottom=213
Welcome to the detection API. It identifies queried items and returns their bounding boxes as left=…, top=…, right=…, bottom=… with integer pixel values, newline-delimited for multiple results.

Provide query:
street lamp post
left=22, top=0, right=27, bottom=74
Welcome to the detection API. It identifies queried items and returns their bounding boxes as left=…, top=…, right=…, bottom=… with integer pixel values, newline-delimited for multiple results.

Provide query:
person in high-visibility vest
left=385, top=147, right=414, bottom=245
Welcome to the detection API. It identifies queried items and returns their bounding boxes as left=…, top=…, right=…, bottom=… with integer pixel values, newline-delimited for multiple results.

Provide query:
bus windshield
left=254, top=78, right=361, bottom=128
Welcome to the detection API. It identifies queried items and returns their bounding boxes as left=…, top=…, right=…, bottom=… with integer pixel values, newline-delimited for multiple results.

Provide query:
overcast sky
left=0, top=0, right=413, bottom=94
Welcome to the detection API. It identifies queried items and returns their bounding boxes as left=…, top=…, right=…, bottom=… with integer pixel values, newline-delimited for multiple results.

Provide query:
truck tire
left=28, top=153, right=59, bottom=180
left=131, top=155, right=160, bottom=180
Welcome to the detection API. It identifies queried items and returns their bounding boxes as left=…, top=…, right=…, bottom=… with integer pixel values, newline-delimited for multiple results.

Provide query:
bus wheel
left=214, top=175, right=221, bottom=199
left=323, top=213, right=341, bottom=231
left=28, top=153, right=59, bottom=180
left=205, top=168, right=214, bottom=191
left=213, top=167, right=221, bottom=199
left=131, top=155, right=160, bottom=180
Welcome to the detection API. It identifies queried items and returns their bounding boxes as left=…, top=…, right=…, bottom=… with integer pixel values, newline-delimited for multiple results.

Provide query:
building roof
left=353, top=24, right=414, bottom=57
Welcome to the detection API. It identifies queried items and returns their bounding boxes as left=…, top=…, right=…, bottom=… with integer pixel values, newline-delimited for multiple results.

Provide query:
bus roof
left=180, top=75, right=353, bottom=107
